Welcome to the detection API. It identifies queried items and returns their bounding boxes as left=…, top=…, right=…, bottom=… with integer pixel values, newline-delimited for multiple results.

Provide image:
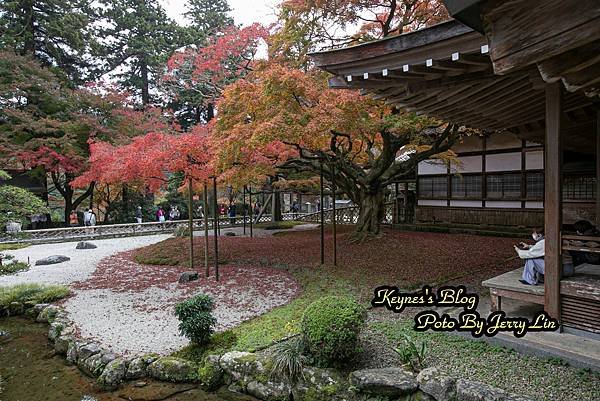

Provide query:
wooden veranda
left=310, top=0, right=600, bottom=334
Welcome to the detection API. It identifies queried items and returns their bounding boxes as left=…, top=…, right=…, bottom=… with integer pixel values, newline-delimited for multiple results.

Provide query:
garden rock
left=178, top=271, right=199, bottom=283
left=76, top=241, right=97, bottom=249
left=35, top=255, right=70, bottom=265
left=246, top=380, right=290, bottom=401
left=98, top=358, right=127, bottom=390
left=54, top=335, right=74, bottom=355
left=417, top=367, right=457, bottom=401
left=48, top=320, right=69, bottom=342
left=148, top=357, right=198, bottom=382
left=77, top=342, right=102, bottom=362
left=219, top=351, right=267, bottom=382
left=126, top=357, right=148, bottom=380
left=456, top=379, right=508, bottom=401
left=293, top=366, right=350, bottom=401
left=225, top=232, right=236, bottom=236
left=350, top=367, right=418, bottom=396
left=36, top=305, right=60, bottom=323
left=80, top=352, right=113, bottom=377
left=198, top=355, right=224, bottom=391
left=66, top=341, right=84, bottom=365
left=32, top=303, right=50, bottom=318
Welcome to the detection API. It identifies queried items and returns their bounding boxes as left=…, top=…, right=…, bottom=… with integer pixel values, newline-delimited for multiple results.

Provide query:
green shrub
left=301, top=296, right=366, bottom=366
left=174, top=226, right=190, bottom=237
left=0, top=260, right=29, bottom=276
left=270, top=336, right=307, bottom=384
left=0, top=283, right=70, bottom=309
left=175, top=294, right=217, bottom=346
left=393, top=333, right=428, bottom=371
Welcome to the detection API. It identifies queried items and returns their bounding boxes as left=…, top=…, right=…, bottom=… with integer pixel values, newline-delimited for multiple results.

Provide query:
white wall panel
left=525, top=201, right=544, bottom=209
left=525, top=151, right=544, bottom=170
left=486, top=201, right=522, bottom=208
left=418, top=160, right=447, bottom=175
left=418, top=200, right=447, bottom=206
left=486, top=152, right=521, bottom=172
left=450, top=200, right=483, bottom=208
left=451, top=155, right=482, bottom=174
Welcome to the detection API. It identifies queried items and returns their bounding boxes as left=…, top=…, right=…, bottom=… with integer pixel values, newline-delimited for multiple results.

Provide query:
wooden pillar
left=203, top=182, right=209, bottom=277
left=242, top=186, right=247, bottom=235
left=188, top=178, right=194, bottom=271
left=249, top=186, right=253, bottom=238
left=544, top=82, right=562, bottom=322
left=331, top=164, right=337, bottom=266
left=596, top=111, right=600, bottom=228
left=320, top=162, right=325, bottom=265
left=212, top=177, right=219, bottom=282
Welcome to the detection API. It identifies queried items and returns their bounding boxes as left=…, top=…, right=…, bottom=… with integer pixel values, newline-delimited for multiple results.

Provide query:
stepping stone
left=225, top=232, right=236, bottom=236
left=35, top=255, right=70, bottom=265
left=76, top=241, right=97, bottom=249
left=178, top=271, right=199, bottom=283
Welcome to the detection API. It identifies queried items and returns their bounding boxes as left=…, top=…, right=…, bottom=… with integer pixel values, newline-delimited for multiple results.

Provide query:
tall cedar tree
left=0, top=0, right=98, bottom=83
left=96, top=0, right=187, bottom=105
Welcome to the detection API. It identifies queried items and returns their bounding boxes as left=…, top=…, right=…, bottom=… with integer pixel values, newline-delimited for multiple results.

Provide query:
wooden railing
left=0, top=213, right=304, bottom=244
left=562, top=234, right=600, bottom=254
left=295, top=203, right=396, bottom=225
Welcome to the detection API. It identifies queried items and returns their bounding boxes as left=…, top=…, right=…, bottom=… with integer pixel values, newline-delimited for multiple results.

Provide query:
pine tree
left=184, top=0, right=233, bottom=42
left=96, top=0, right=187, bottom=105
left=0, top=0, right=98, bottom=83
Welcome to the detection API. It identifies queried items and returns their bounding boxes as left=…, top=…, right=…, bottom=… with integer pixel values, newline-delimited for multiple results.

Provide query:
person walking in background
left=89, top=209, right=97, bottom=226
left=156, top=206, right=165, bottom=223
left=83, top=209, right=92, bottom=227
left=69, top=210, right=79, bottom=226
left=169, top=205, right=176, bottom=221
left=135, top=206, right=143, bottom=224
left=228, top=203, right=236, bottom=224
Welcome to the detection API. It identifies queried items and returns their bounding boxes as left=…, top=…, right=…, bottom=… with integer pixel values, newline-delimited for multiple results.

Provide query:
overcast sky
left=160, top=0, right=281, bottom=27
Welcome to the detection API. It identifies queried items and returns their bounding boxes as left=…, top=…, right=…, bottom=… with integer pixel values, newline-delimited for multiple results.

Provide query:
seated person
left=515, top=227, right=545, bottom=285
left=570, top=220, right=600, bottom=267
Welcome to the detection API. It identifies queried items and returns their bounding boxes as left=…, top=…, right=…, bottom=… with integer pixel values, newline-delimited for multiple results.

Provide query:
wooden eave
left=310, top=20, right=597, bottom=153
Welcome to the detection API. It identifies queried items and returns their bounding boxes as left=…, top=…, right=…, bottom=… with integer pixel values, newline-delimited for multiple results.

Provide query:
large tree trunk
left=353, top=189, right=386, bottom=240
left=140, top=59, right=150, bottom=105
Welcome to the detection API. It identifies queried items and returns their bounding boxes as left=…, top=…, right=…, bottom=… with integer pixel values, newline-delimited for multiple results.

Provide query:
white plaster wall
left=450, top=200, right=483, bottom=208
left=525, top=201, right=544, bottom=209
left=486, top=152, right=522, bottom=172
left=418, top=160, right=447, bottom=175
left=486, top=133, right=522, bottom=150
left=418, top=200, right=447, bottom=207
left=451, top=155, right=483, bottom=174
left=486, top=201, right=522, bottom=208
left=525, top=150, right=544, bottom=170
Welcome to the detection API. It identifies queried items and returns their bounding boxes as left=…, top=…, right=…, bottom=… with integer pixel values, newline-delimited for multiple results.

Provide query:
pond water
left=0, top=317, right=257, bottom=401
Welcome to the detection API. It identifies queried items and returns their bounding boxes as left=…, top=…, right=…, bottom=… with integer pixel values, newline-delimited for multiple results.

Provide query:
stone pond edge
left=2, top=302, right=534, bottom=401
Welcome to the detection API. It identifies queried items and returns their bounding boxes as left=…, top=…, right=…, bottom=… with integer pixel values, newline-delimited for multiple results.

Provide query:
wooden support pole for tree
left=203, top=181, right=209, bottom=277
left=544, top=82, right=562, bottom=323
left=188, top=178, right=194, bottom=271
left=249, top=186, right=253, bottom=238
left=243, top=186, right=247, bottom=235
left=212, top=177, right=219, bottom=282
left=331, top=164, right=337, bottom=266
left=596, top=111, right=600, bottom=229
left=320, top=161, right=325, bottom=265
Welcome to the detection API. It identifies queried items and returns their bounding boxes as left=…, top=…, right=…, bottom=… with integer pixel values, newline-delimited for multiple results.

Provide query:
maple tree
left=272, top=0, right=448, bottom=60
left=214, top=64, right=461, bottom=239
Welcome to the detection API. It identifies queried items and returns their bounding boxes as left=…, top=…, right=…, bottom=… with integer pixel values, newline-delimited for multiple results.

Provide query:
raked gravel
left=0, top=235, right=171, bottom=286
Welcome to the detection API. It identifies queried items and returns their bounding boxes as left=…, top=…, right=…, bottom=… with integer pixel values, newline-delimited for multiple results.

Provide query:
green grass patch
left=371, top=319, right=600, bottom=401
left=0, top=284, right=70, bottom=309
left=254, top=221, right=306, bottom=230
left=0, top=261, right=29, bottom=276
left=0, top=243, right=30, bottom=251
left=172, top=265, right=357, bottom=364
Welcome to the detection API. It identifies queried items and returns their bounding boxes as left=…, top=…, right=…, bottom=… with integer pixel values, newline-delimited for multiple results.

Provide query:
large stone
left=349, top=367, right=418, bottom=396
left=219, top=351, right=261, bottom=382
left=54, top=335, right=74, bottom=355
left=8, top=302, right=24, bottom=316
left=246, top=380, right=290, bottom=401
left=76, top=241, right=97, bottom=249
left=293, top=366, right=352, bottom=401
left=198, top=355, right=224, bottom=391
left=35, top=255, right=70, bottom=265
left=48, top=320, right=68, bottom=342
left=80, top=352, right=112, bottom=377
left=126, top=357, right=148, bottom=380
left=178, top=271, right=199, bottom=283
left=36, top=305, right=61, bottom=323
left=98, top=358, right=127, bottom=390
left=66, top=341, right=85, bottom=365
left=31, top=303, right=50, bottom=319
left=456, top=379, right=507, bottom=401
left=147, top=357, right=198, bottom=382
left=77, top=342, right=102, bottom=362
left=417, top=367, right=457, bottom=401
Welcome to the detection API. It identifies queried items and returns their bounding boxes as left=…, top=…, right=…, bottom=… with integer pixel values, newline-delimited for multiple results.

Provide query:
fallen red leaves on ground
left=134, top=227, right=524, bottom=294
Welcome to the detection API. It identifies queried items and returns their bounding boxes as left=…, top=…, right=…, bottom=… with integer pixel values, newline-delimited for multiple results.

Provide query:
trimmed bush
left=0, top=283, right=70, bottom=309
left=175, top=294, right=216, bottom=346
left=301, top=296, right=366, bottom=366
